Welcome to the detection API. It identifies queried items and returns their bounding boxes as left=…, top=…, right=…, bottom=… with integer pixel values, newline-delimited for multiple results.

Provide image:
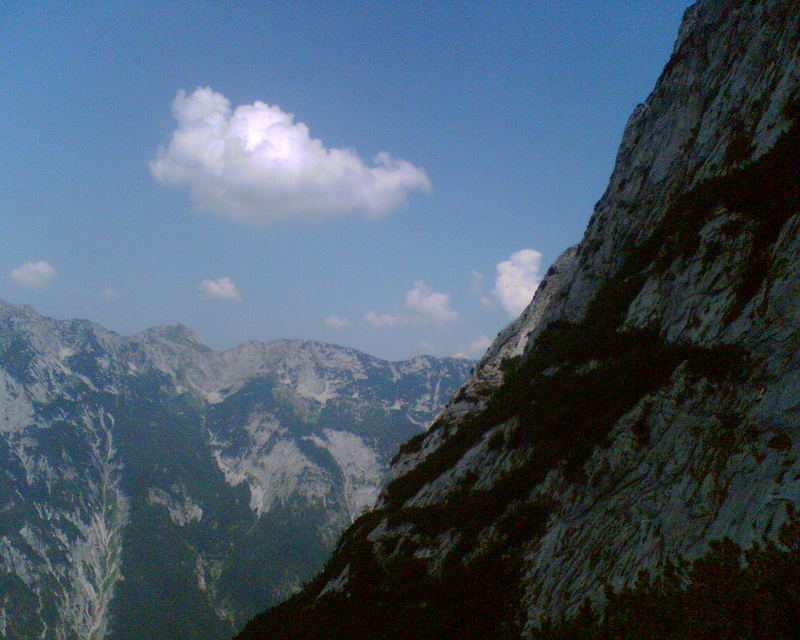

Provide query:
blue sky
left=1, top=1, right=689, bottom=360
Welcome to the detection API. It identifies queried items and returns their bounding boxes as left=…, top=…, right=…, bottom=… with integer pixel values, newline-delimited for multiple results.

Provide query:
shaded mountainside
left=238, top=1, right=800, bottom=638
left=0, top=304, right=472, bottom=640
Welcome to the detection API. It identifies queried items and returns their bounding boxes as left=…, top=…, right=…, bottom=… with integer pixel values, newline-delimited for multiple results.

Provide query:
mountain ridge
left=0, top=300, right=473, bottom=639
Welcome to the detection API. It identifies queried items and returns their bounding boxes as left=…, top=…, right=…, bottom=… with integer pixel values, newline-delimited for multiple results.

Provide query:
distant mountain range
left=0, top=301, right=473, bottom=639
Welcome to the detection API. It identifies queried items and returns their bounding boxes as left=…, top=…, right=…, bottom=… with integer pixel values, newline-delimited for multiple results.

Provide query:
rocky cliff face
left=0, top=302, right=472, bottom=640
left=237, top=1, right=800, bottom=637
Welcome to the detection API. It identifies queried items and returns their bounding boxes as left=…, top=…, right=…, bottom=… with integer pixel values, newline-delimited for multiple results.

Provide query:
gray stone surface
left=287, top=0, right=800, bottom=631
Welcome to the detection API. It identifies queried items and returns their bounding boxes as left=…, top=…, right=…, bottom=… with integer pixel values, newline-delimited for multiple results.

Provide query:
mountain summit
left=0, top=301, right=472, bottom=639
left=237, top=1, right=800, bottom=638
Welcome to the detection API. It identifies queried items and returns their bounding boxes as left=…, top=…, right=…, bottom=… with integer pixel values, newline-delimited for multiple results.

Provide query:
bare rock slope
left=238, top=1, right=800, bottom=637
left=0, top=303, right=472, bottom=640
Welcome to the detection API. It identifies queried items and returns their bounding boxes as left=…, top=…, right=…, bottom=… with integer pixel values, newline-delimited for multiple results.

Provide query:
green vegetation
left=381, top=108, right=800, bottom=511
left=237, top=95, right=800, bottom=640
left=379, top=103, right=800, bottom=513
left=383, top=284, right=747, bottom=513
left=241, top=515, right=800, bottom=640
left=394, top=429, right=427, bottom=458
left=767, top=431, right=792, bottom=451
left=238, top=528, right=527, bottom=640
left=533, top=512, right=800, bottom=640
left=0, top=334, right=37, bottom=383
left=638, top=107, right=800, bottom=320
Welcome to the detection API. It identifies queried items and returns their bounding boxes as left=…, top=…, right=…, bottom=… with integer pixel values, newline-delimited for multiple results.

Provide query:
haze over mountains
left=0, top=301, right=472, bottom=639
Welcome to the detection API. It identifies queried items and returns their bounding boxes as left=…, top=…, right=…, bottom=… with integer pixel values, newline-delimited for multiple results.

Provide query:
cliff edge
left=238, top=1, right=800, bottom=637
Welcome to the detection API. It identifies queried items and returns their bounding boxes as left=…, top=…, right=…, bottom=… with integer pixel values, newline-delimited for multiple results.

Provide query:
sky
left=1, top=1, right=690, bottom=361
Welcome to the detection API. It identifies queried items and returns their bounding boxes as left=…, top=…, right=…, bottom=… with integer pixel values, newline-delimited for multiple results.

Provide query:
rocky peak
left=0, top=304, right=473, bottom=639
left=136, top=323, right=210, bottom=351
left=548, top=0, right=799, bottom=328
left=235, top=2, right=800, bottom=638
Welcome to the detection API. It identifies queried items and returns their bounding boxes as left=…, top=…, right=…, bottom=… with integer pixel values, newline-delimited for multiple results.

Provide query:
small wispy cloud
left=493, top=249, right=542, bottom=317
left=199, top=276, right=241, bottom=301
left=405, top=280, right=459, bottom=325
left=324, top=315, right=352, bottom=329
left=9, top=261, right=57, bottom=289
left=151, top=87, right=431, bottom=226
left=365, top=281, right=458, bottom=329
left=469, top=269, right=494, bottom=307
left=364, top=310, right=407, bottom=328
left=102, top=286, right=119, bottom=300
left=453, top=335, right=492, bottom=359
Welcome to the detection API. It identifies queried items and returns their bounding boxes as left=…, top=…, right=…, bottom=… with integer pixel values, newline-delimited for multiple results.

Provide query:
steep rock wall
left=237, top=2, right=800, bottom=637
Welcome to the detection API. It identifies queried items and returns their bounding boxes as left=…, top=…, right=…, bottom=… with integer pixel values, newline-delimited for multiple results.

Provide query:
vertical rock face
left=236, top=2, right=800, bottom=638
left=0, top=303, right=472, bottom=640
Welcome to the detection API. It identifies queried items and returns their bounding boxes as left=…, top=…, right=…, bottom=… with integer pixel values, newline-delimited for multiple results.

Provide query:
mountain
left=0, top=302, right=473, bottom=639
left=236, top=1, right=800, bottom=638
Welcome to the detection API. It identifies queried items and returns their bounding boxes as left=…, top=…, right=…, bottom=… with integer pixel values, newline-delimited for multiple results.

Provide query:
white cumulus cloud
left=405, top=280, right=459, bottom=325
left=150, top=87, right=431, bottom=225
left=199, top=276, right=241, bottom=301
left=9, top=261, right=57, bottom=289
left=493, top=249, right=542, bottom=317
left=365, top=281, right=458, bottom=329
left=325, top=315, right=352, bottom=329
